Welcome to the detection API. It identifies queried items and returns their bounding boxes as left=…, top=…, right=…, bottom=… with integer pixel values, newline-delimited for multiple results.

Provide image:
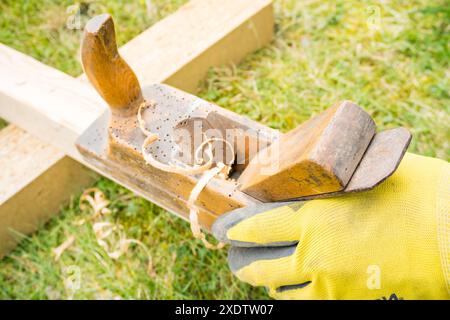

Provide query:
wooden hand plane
left=238, top=101, right=411, bottom=201
left=76, top=14, right=410, bottom=228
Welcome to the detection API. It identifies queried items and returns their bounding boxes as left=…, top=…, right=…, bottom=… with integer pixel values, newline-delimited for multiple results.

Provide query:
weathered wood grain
left=286, top=128, right=412, bottom=201
left=238, top=101, right=377, bottom=201
left=77, top=84, right=278, bottom=229
left=82, top=14, right=144, bottom=114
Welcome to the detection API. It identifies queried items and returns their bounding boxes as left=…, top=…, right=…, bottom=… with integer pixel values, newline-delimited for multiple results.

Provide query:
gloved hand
left=212, top=153, right=449, bottom=299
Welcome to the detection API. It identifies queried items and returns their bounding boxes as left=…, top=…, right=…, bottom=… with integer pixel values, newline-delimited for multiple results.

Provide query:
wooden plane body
left=77, top=14, right=411, bottom=229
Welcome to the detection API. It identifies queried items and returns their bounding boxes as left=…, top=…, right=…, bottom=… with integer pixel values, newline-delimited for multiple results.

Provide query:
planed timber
left=118, top=0, right=274, bottom=93
left=0, top=0, right=274, bottom=255
left=0, top=125, right=95, bottom=258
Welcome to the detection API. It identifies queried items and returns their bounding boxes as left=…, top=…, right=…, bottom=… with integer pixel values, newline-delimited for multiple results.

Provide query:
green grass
left=0, top=0, right=448, bottom=299
left=0, top=0, right=188, bottom=75
left=199, top=0, right=449, bottom=159
left=0, top=118, right=7, bottom=130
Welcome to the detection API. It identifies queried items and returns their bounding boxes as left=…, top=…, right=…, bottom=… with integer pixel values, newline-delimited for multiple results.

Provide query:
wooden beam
left=0, top=44, right=106, bottom=159
left=119, top=0, right=273, bottom=92
left=0, top=0, right=273, bottom=256
left=0, top=0, right=273, bottom=157
left=0, top=125, right=96, bottom=258
left=0, top=46, right=103, bottom=258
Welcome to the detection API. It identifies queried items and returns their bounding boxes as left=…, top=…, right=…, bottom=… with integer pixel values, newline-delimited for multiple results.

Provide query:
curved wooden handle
left=81, top=14, right=143, bottom=115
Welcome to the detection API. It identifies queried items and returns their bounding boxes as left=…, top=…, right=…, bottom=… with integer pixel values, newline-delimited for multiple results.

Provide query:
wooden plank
left=0, top=47, right=105, bottom=158
left=119, top=0, right=273, bottom=92
left=0, top=125, right=96, bottom=258
left=0, top=0, right=273, bottom=256
left=0, top=0, right=274, bottom=156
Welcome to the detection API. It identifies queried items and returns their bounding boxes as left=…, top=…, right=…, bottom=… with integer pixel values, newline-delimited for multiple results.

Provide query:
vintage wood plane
left=76, top=14, right=411, bottom=230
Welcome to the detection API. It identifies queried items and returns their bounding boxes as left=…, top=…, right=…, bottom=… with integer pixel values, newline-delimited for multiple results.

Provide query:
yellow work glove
left=212, top=153, right=449, bottom=299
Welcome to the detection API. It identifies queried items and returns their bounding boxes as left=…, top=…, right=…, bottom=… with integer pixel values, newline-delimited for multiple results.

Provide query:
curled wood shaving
left=187, top=163, right=226, bottom=250
left=142, top=138, right=214, bottom=175
left=93, top=222, right=149, bottom=260
left=78, top=189, right=152, bottom=273
left=195, top=137, right=234, bottom=178
left=53, top=235, right=75, bottom=261
left=184, top=137, right=234, bottom=249
left=138, top=100, right=215, bottom=175
left=137, top=100, right=159, bottom=144
left=79, top=188, right=111, bottom=222
left=137, top=99, right=235, bottom=249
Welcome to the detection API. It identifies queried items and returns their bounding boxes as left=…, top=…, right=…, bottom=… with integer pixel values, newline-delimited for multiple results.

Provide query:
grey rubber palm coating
left=213, top=201, right=311, bottom=295
left=212, top=202, right=303, bottom=247
left=228, top=246, right=297, bottom=273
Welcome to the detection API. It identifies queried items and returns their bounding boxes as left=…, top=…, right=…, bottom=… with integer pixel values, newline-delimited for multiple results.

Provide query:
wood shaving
left=138, top=99, right=235, bottom=249
left=138, top=100, right=215, bottom=175
left=78, top=189, right=153, bottom=273
left=187, top=163, right=226, bottom=250
left=53, top=235, right=75, bottom=261
left=92, top=222, right=150, bottom=260
left=137, top=100, right=159, bottom=143
left=79, top=188, right=111, bottom=221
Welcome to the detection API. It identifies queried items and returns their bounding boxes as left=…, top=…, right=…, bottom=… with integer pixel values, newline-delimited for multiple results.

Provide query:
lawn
left=0, top=0, right=448, bottom=299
